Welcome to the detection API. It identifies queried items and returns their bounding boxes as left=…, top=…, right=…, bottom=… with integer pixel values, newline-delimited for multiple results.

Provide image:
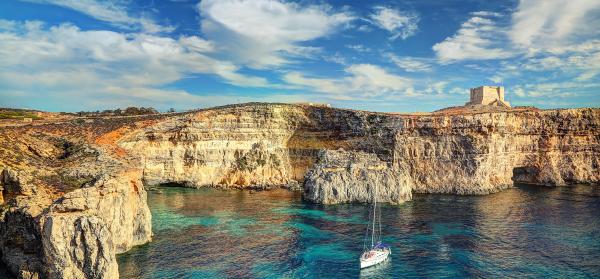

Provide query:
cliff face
left=119, top=105, right=307, bottom=188
left=41, top=171, right=151, bottom=279
left=395, top=109, right=600, bottom=194
left=0, top=122, right=152, bottom=279
left=118, top=104, right=599, bottom=197
left=0, top=171, right=151, bottom=279
left=118, top=104, right=399, bottom=189
left=0, top=103, right=598, bottom=278
left=303, top=150, right=413, bottom=204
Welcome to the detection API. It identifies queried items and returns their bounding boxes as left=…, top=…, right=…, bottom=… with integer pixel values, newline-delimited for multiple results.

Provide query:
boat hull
left=360, top=248, right=391, bottom=269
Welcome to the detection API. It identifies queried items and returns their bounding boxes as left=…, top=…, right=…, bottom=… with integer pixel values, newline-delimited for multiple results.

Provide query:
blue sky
left=0, top=0, right=599, bottom=112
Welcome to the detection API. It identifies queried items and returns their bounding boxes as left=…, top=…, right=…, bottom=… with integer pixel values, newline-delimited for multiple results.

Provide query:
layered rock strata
left=303, top=149, right=412, bottom=204
left=118, top=104, right=405, bottom=192
left=394, top=108, right=600, bottom=194
left=118, top=104, right=600, bottom=198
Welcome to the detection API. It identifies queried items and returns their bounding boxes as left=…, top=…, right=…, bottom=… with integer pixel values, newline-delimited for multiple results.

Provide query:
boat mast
left=371, top=181, right=376, bottom=248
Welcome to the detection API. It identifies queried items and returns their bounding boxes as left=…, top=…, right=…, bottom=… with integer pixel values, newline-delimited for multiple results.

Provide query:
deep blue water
left=116, top=184, right=600, bottom=278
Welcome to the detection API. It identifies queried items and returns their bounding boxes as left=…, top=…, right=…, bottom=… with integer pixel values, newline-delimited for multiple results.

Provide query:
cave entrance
left=157, top=182, right=188, bottom=188
left=512, top=166, right=540, bottom=184
left=143, top=181, right=191, bottom=193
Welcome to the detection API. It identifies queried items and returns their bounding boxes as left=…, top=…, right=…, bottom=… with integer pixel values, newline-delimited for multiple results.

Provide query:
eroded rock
left=303, top=149, right=413, bottom=204
left=1, top=169, right=37, bottom=197
left=42, top=215, right=117, bottom=279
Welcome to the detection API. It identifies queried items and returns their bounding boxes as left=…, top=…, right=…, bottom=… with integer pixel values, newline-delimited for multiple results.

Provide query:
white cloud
left=511, top=81, right=600, bottom=100
left=544, top=39, right=600, bottom=55
left=513, top=87, right=526, bottom=97
left=520, top=40, right=600, bottom=80
left=357, top=25, right=373, bottom=32
left=197, top=0, right=354, bottom=68
left=576, top=69, right=600, bottom=81
left=0, top=22, right=258, bottom=85
left=433, top=14, right=515, bottom=63
left=424, top=82, right=448, bottom=95
left=510, top=0, right=600, bottom=50
left=488, top=75, right=503, bottom=83
left=0, top=19, right=17, bottom=31
left=346, top=64, right=412, bottom=95
left=23, top=0, right=174, bottom=33
left=283, top=72, right=346, bottom=96
left=369, top=6, right=419, bottom=40
left=435, top=1, right=600, bottom=64
left=139, top=17, right=176, bottom=34
left=178, top=36, right=215, bottom=53
left=0, top=20, right=269, bottom=110
left=346, top=44, right=371, bottom=52
left=387, top=54, right=432, bottom=72
left=449, top=87, right=468, bottom=95
left=522, top=56, right=565, bottom=71
left=470, top=11, right=502, bottom=17
left=322, top=52, right=348, bottom=65
left=283, top=64, right=413, bottom=99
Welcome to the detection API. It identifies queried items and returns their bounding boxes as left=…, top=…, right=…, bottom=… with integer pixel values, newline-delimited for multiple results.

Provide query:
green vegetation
left=237, top=156, right=250, bottom=171
left=270, top=154, right=281, bottom=167
left=0, top=109, right=41, bottom=120
left=70, top=106, right=159, bottom=117
left=61, top=174, right=95, bottom=189
left=41, top=173, right=95, bottom=193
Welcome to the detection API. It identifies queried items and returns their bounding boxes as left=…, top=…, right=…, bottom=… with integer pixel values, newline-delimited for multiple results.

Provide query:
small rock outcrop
left=1, top=169, right=37, bottom=198
left=303, top=150, right=413, bottom=204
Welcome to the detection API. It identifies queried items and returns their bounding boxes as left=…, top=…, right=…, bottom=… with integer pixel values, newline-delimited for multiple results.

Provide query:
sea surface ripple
left=117, top=184, right=600, bottom=278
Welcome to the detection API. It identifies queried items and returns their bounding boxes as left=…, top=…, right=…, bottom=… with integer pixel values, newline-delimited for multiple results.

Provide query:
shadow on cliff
left=512, top=166, right=540, bottom=185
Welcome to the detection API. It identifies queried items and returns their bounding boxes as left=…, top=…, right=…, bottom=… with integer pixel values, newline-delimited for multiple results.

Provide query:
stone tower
left=465, top=86, right=511, bottom=107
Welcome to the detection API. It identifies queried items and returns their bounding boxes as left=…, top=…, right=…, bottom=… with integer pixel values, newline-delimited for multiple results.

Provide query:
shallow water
left=116, top=184, right=600, bottom=278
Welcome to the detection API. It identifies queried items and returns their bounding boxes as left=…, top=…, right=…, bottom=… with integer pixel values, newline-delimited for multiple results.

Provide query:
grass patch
left=0, top=110, right=41, bottom=120
left=40, top=174, right=95, bottom=193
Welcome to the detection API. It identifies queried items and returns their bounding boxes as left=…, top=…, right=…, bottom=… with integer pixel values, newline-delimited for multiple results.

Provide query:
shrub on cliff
left=123, top=107, right=159, bottom=115
left=72, top=107, right=159, bottom=117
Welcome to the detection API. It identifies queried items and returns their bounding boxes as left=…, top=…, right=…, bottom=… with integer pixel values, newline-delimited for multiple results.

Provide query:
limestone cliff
left=395, top=108, right=600, bottom=194
left=0, top=103, right=598, bottom=278
left=117, top=104, right=401, bottom=191
left=119, top=105, right=306, bottom=188
left=0, top=122, right=152, bottom=279
left=303, top=149, right=412, bottom=204
left=41, top=171, right=151, bottom=279
left=118, top=104, right=599, bottom=198
left=0, top=170, right=150, bottom=279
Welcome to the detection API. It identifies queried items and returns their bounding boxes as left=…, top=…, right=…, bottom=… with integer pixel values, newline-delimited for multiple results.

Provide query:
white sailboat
left=360, top=181, right=391, bottom=269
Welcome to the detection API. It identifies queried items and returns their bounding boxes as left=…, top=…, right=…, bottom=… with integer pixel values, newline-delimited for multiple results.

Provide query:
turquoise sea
left=116, top=184, right=600, bottom=278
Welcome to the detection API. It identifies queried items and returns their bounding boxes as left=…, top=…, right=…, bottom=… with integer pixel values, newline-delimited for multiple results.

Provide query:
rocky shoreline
left=1, top=103, right=599, bottom=278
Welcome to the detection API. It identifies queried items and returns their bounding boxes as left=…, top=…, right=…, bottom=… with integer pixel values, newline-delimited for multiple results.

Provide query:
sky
left=0, top=0, right=599, bottom=112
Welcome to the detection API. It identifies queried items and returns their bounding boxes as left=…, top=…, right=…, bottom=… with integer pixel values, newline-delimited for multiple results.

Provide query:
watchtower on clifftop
left=465, top=86, right=511, bottom=108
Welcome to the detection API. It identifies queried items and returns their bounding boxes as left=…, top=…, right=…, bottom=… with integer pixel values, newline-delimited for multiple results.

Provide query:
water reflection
left=118, top=185, right=600, bottom=278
